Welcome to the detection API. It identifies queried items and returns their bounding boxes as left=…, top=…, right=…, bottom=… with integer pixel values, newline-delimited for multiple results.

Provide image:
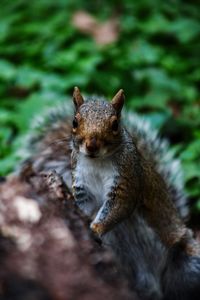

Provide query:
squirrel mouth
left=86, top=153, right=98, bottom=158
left=85, top=151, right=100, bottom=158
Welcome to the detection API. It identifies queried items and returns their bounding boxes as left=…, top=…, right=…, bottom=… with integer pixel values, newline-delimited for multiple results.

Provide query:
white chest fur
left=75, top=154, right=118, bottom=207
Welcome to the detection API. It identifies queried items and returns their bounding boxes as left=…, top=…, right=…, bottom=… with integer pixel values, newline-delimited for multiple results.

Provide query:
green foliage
left=0, top=0, right=199, bottom=210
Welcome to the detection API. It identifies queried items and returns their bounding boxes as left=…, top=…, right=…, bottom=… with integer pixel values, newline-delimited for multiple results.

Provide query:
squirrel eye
left=111, top=119, right=118, bottom=132
left=72, top=117, right=78, bottom=129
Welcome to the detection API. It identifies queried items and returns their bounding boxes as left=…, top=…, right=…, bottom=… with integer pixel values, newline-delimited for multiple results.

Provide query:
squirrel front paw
left=90, top=221, right=105, bottom=236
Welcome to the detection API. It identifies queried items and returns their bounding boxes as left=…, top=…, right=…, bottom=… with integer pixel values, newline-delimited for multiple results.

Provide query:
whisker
left=45, top=137, right=134, bottom=149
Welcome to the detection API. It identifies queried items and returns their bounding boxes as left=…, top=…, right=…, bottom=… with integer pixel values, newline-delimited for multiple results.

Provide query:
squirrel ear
left=73, top=87, right=84, bottom=110
left=111, top=89, right=125, bottom=115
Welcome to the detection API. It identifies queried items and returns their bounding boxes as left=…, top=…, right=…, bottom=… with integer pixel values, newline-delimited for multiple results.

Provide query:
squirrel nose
left=86, top=138, right=99, bottom=153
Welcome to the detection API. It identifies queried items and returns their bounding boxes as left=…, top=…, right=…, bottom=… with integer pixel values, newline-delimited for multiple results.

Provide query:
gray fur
left=103, top=214, right=165, bottom=300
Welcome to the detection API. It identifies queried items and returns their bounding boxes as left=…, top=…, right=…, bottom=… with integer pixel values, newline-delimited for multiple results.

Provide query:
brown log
left=0, top=165, right=138, bottom=300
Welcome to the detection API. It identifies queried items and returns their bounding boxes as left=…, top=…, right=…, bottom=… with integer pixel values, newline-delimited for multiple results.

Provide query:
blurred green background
left=0, top=0, right=200, bottom=215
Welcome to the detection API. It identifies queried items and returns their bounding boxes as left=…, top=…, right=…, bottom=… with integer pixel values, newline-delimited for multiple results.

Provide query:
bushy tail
left=162, top=238, right=200, bottom=300
left=17, top=102, right=74, bottom=185
left=123, top=112, right=200, bottom=299
left=124, top=111, right=188, bottom=220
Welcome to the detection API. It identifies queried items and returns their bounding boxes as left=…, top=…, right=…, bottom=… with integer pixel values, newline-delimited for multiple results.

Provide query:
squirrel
left=20, top=87, right=200, bottom=300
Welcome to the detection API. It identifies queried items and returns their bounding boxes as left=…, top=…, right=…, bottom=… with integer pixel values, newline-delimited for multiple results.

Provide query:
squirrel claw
left=90, top=222, right=105, bottom=237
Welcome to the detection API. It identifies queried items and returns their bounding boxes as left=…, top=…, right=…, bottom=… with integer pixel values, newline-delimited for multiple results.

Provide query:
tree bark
left=0, top=165, right=138, bottom=300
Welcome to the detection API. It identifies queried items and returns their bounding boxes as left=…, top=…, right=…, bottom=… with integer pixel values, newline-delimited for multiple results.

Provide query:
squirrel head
left=72, top=87, right=125, bottom=158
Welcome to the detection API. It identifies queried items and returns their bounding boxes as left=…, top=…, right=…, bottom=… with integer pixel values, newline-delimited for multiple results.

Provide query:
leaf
left=13, top=91, right=66, bottom=132
left=138, top=14, right=170, bottom=34
left=131, top=40, right=162, bottom=64
left=142, top=112, right=170, bottom=130
left=0, top=60, right=16, bottom=80
left=15, top=66, right=44, bottom=89
left=180, top=140, right=200, bottom=161
left=169, top=18, right=200, bottom=43
left=41, top=74, right=68, bottom=91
